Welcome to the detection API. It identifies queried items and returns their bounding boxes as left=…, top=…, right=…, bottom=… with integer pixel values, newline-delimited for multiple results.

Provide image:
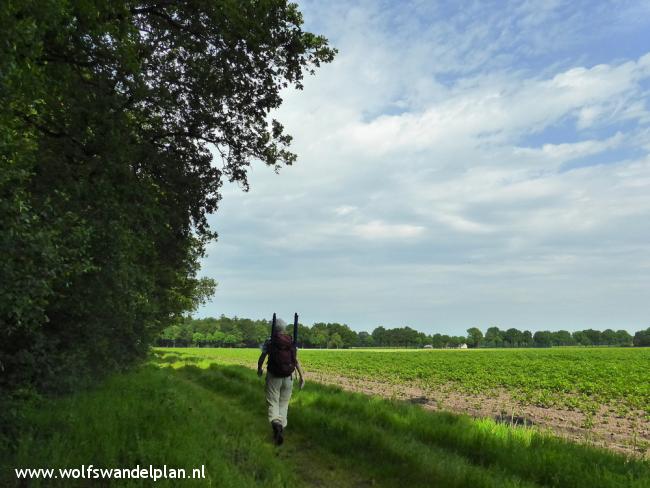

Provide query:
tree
left=583, top=329, right=603, bottom=346
left=504, top=328, right=523, bottom=347
left=533, top=331, right=553, bottom=347
left=615, top=330, right=632, bottom=346
left=192, top=332, right=206, bottom=347
left=382, top=326, right=420, bottom=347
left=328, top=333, right=344, bottom=349
left=633, top=327, right=650, bottom=347
left=371, top=327, right=387, bottom=347
left=0, top=0, right=335, bottom=413
left=160, top=325, right=182, bottom=347
left=357, top=331, right=374, bottom=347
left=465, top=328, right=483, bottom=348
left=155, top=315, right=648, bottom=351
left=312, top=332, right=328, bottom=349
left=325, top=323, right=358, bottom=348
left=484, top=327, right=504, bottom=347
left=179, top=327, right=193, bottom=347
left=237, top=319, right=262, bottom=347
left=430, top=334, right=444, bottom=348
left=194, top=318, right=219, bottom=335
left=210, top=331, right=226, bottom=347
left=296, top=324, right=312, bottom=348
left=515, top=330, right=533, bottom=347
left=600, top=329, right=618, bottom=346
left=572, top=331, right=592, bottom=346
left=551, top=330, right=575, bottom=347
left=224, top=331, right=243, bottom=348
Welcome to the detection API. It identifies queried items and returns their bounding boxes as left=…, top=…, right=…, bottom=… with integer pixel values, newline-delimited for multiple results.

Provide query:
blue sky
left=197, top=0, right=650, bottom=334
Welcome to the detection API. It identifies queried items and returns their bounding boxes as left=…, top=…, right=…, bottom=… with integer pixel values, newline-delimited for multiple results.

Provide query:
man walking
left=257, top=317, right=305, bottom=445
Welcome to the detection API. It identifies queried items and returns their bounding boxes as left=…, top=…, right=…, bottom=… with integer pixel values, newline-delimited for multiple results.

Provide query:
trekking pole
left=271, top=312, right=276, bottom=336
left=293, top=312, right=300, bottom=388
left=293, top=313, right=299, bottom=344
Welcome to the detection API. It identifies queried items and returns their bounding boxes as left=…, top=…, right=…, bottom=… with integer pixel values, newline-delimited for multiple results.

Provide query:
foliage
left=0, top=365, right=301, bottom=488
left=159, top=316, right=642, bottom=349
left=4, top=356, right=648, bottom=487
left=479, top=326, right=632, bottom=348
left=466, top=327, right=483, bottom=348
left=157, top=315, right=269, bottom=348
left=633, top=327, right=650, bottom=347
left=0, top=0, right=334, bottom=413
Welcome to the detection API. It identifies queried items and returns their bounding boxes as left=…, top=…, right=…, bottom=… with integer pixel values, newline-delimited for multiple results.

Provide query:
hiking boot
left=271, top=421, right=284, bottom=445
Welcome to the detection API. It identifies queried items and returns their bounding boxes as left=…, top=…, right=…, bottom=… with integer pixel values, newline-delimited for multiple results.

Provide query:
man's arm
left=295, top=359, right=305, bottom=389
left=257, top=352, right=267, bottom=376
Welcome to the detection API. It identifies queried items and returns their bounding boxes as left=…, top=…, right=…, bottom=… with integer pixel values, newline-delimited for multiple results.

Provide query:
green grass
left=2, top=350, right=649, bottom=487
left=161, top=346, right=650, bottom=416
left=1, top=365, right=300, bottom=487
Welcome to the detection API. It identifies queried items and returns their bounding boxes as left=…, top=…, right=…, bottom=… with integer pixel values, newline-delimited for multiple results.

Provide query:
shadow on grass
left=153, top=358, right=650, bottom=488
left=149, top=350, right=201, bottom=364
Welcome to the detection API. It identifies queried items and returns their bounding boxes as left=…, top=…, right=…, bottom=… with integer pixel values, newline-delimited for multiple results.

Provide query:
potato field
left=160, top=347, right=650, bottom=457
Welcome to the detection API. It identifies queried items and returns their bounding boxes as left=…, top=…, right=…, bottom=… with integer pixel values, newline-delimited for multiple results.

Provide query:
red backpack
left=267, top=333, right=296, bottom=377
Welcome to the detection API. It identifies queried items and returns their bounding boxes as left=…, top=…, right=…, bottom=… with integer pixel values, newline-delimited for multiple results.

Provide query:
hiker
left=257, top=317, right=305, bottom=445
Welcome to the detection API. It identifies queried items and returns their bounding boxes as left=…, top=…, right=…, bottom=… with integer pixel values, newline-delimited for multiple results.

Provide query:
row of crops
left=159, top=347, right=650, bottom=417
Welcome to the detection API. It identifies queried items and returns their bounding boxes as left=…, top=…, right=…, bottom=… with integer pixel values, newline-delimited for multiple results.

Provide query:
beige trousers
left=265, top=372, right=293, bottom=427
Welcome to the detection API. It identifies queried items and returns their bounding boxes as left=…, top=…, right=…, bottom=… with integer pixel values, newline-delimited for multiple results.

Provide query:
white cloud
left=512, top=132, right=625, bottom=166
left=198, top=0, right=650, bottom=332
left=434, top=213, right=494, bottom=234
left=351, top=220, right=425, bottom=239
left=334, top=205, right=358, bottom=216
left=341, top=55, right=650, bottom=158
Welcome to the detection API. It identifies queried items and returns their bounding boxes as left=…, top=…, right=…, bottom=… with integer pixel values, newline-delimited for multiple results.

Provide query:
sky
left=197, top=0, right=650, bottom=335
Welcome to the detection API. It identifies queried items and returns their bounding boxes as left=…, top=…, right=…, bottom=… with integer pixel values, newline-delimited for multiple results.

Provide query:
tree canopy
left=633, top=327, right=650, bottom=347
left=157, top=316, right=641, bottom=349
left=0, top=0, right=335, bottom=429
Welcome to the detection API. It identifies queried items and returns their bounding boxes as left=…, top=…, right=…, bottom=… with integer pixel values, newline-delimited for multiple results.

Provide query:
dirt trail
left=307, top=371, right=649, bottom=458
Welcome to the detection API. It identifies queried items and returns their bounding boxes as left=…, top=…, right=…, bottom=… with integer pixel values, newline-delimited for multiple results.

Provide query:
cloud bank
left=197, top=0, right=650, bottom=334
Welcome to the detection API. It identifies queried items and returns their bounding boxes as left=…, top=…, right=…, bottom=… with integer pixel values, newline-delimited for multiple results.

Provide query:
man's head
left=272, top=317, right=290, bottom=336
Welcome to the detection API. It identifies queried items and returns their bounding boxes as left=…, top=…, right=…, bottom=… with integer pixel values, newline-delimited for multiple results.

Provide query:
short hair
left=271, top=317, right=289, bottom=334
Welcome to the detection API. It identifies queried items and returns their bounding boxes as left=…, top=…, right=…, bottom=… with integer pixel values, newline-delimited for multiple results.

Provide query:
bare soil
left=307, top=371, right=650, bottom=458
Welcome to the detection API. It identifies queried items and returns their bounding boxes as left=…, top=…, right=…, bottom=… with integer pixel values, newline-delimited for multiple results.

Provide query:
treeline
left=0, top=0, right=334, bottom=446
left=157, top=316, right=650, bottom=349
left=466, top=327, right=638, bottom=348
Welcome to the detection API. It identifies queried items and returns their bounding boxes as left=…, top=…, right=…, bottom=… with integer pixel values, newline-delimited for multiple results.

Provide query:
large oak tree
left=0, top=0, right=335, bottom=436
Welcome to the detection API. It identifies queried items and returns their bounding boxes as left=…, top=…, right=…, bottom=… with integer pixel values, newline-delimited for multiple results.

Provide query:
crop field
left=158, top=347, right=650, bottom=456
left=5, top=351, right=650, bottom=488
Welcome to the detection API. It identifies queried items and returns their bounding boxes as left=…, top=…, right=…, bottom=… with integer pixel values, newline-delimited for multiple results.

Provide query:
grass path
left=170, top=370, right=371, bottom=488
left=2, top=352, right=649, bottom=487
